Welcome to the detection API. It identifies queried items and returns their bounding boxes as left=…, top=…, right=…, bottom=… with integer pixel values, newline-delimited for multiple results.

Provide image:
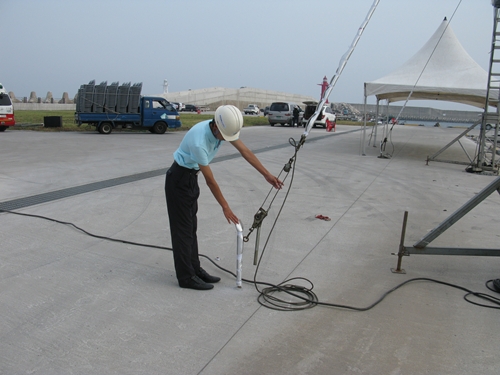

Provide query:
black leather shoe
left=197, top=267, right=221, bottom=283
left=179, top=275, right=214, bottom=290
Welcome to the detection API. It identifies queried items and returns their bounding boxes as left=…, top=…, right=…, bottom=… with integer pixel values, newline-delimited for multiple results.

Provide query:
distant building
left=161, top=87, right=316, bottom=111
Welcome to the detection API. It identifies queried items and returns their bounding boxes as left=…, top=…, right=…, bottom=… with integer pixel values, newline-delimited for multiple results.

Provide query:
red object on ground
left=315, top=214, right=331, bottom=221
left=326, top=119, right=336, bottom=132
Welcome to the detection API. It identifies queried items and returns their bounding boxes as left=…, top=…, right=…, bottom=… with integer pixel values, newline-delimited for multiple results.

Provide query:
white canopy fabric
left=364, top=18, right=495, bottom=109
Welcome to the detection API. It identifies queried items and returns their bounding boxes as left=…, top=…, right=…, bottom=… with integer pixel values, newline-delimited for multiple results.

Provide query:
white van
left=0, top=83, right=15, bottom=131
left=267, top=101, right=299, bottom=126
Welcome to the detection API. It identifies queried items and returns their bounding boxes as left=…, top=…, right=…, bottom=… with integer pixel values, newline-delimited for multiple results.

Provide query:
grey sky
left=1, top=0, right=493, bottom=110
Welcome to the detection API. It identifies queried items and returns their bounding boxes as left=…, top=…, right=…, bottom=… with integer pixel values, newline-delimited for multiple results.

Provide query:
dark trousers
left=165, top=162, right=201, bottom=282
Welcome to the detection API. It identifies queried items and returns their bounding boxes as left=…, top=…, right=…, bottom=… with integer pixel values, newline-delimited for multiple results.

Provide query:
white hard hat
left=214, top=105, right=243, bottom=141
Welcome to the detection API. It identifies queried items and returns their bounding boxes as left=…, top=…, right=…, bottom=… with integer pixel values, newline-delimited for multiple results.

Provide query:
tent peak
left=364, top=16, right=494, bottom=109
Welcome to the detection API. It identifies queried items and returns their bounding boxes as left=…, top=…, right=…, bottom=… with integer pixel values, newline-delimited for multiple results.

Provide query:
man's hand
left=230, top=140, right=284, bottom=190
left=222, top=206, right=239, bottom=225
left=265, top=174, right=284, bottom=190
left=199, top=164, right=240, bottom=224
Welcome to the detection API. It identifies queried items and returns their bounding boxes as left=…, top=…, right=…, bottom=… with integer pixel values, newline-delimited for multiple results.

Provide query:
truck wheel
left=0, top=126, right=7, bottom=132
left=98, top=122, right=113, bottom=134
left=153, top=121, right=167, bottom=134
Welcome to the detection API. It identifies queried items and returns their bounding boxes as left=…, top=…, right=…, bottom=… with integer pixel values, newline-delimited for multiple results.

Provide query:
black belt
left=172, top=161, right=200, bottom=176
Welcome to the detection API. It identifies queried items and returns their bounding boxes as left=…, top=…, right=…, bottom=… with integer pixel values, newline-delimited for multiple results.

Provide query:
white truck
left=0, top=83, right=15, bottom=131
left=243, top=104, right=260, bottom=115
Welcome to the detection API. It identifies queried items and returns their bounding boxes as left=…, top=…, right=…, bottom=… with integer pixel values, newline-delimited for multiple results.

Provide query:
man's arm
left=230, top=139, right=284, bottom=189
left=199, top=164, right=239, bottom=224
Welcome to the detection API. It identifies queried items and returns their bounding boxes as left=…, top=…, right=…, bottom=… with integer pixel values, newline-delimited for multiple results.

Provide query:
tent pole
left=361, top=93, right=367, bottom=156
left=382, top=101, right=389, bottom=155
left=373, top=99, right=380, bottom=147
left=385, top=100, right=390, bottom=138
left=386, top=100, right=390, bottom=141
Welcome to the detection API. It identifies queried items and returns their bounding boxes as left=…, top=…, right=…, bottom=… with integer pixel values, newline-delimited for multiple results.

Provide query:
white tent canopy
left=364, top=18, right=495, bottom=109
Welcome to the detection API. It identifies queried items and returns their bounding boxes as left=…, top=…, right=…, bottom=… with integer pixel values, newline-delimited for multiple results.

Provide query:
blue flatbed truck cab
left=75, top=80, right=181, bottom=134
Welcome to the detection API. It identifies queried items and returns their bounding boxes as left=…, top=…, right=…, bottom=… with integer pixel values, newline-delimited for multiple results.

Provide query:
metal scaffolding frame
left=429, top=2, right=500, bottom=173
left=392, top=176, right=500, bottom=273
left=389, top=2, right=500, bottom=273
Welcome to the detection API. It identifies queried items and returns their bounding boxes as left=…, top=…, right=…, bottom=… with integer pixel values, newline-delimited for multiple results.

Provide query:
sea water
left=403, top=120, right=473, bottom=128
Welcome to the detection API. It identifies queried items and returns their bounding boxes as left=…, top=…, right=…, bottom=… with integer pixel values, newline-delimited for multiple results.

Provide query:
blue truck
left=75, top=80, right=181, bottom=134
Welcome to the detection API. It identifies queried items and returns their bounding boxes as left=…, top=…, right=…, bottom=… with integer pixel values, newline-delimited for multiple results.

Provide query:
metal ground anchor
left=391, top=211, right=409, bottom=274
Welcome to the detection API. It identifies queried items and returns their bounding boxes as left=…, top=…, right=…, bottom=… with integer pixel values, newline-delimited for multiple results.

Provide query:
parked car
left=0, top=83, right=15, bottom=131
left=263, top=106, right=270, bottom=116
left=183, top=104, right=200, bottom=112
left=301, top=101, right=336, bottom=128
left=267, top=102, right=298, bottom=126
left=170, top=102, right=185, bottom=111
left=244, top=104, right=260, bottom=115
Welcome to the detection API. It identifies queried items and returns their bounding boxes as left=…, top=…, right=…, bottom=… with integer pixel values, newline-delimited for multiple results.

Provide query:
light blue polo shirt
left=173, top=120, right=223, bottom=169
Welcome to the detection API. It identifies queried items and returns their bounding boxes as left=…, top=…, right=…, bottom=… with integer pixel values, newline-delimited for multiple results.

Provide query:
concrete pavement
left=0, top=124, right=499, bottom=374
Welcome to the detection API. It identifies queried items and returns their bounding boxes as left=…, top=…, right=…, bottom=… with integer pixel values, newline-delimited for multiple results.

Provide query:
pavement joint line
left=0, top=128, right=361, bottom=211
